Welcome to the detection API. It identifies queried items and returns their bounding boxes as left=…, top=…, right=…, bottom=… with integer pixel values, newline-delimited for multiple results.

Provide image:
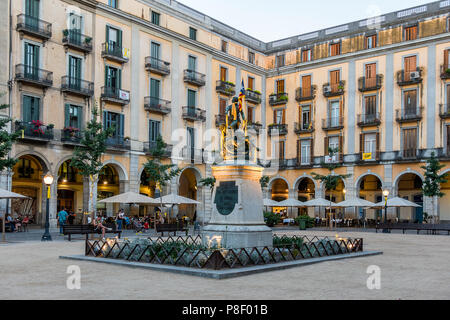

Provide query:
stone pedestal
left=202, top=161, right=273, bottom=249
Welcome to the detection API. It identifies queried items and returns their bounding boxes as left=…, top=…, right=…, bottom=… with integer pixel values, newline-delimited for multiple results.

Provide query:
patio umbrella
left=277, top=198, right=305, bottom=220
left=303, top=198, right=337, bottom=207
left=98, top=191, right=160, bottom=204
left=263, top=198, right=280, bottom=207
left=0, top=188, right=30, bottom=242
left=333, top=198, right=376, bottom=208
left=154, top=193, right=200, bottom=205
left=372, top=197, right=422, bottom=208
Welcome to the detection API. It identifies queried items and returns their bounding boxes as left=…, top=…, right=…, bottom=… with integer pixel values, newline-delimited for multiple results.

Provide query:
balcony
left=358, top=75, right=383, bottom=92
left=106, top=137, right=131, bottom=151
left=182, top=106, right=206, bottom=122
left=247, top=122, right=262, bottom=135
left=324, top=153, right=344, bottom=164
left=245, top=89, right=261, bottom=104
left=15, top=64, right=53, bottom=88
left=269, top=93, right=288, bottom=106
left=395, top=107, right=423, bottom=123
left=322, top=117, right=344, bottom=131
left=397, top=68, right=423, bottom=86
left=101, top=42, right=129, bottom=63
left=62, top=30, right=92, bottom=54
left=61, top=129, right=82, bottom=145
left=268, top=124, right=288, bottom=136
left=101, top=87, right=130, bottom=105
left=145, top=56, right=170, bottom=76
left=143, top=142, right=173, bottom=158
left=61, top=76, right=94, bottom=97
left=181, top=146, right=204, bottom=164
left=357, top=113, right=381, bottom=127
left=16, top=14, right=52, bottom=41
left=441, top=65, right=450, bottom=80
left=440, top=104, right=450, bottom=119
left=296, top=156, right=313, bottom=168
left=295, top=86, right=316, bottom=102
left=398, top=148, right=419, bottom=160
left=323, top=81, right=345, bottom=97
left=183, top=70, right=206, bottom=86
left=215, top=114, right=226, bottom=127
left=144, top=97, right=171, bottom=115
left=294, top=122, right=314, bottom=134
left=15, top=121, right=54, bottom=142
left=216, top=80, right=236, bottom=96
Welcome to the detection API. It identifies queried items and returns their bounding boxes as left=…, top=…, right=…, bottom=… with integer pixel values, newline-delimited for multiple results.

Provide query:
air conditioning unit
left=410, top=71, right=421, bottom=80
left=324, top=86, right=331, bottom=94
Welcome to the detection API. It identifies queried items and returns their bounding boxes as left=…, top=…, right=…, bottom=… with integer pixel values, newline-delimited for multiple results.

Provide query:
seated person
left=133, top=219, right=144, bottom=233
left=92, top=216, right=112, bottom=240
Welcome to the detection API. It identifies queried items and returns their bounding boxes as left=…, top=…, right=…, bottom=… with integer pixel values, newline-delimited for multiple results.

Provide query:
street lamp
left=41, top=173, right=54, bottom=241
left=382, top=189, right=390, bottom=234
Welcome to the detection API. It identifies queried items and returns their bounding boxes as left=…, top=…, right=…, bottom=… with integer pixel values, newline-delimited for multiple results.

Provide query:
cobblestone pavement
left=1, top=228, right=449, bottom=300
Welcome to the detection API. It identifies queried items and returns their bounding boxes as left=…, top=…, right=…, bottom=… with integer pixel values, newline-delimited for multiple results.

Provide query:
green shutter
left=64, top=104, right=70, bottom=128
left=77, top=106, right=82, bottom=130
left=103, top=111, right=107, bottom=130
left=118, top=29, right=122, bottom=48
left=119, top=114, right=124, bottom=138
left=118, top=69, right=122, bottom=89
left=106, top=25, right=110, bottom=43
left=23, top=96, right=31, bottom=123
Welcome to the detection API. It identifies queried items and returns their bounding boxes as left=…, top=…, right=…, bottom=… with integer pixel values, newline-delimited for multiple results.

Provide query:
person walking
left=57, top=208, right=68, bottom=235
left=67, top=211, right=75, bottom=225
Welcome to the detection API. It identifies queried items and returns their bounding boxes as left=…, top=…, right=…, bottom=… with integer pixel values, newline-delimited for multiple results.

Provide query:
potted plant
left=62, top=29, right=69, bottom=37
left=47, top=124, right=54, bottom=130
left=85, top=37, right=92, bottom=45
left=264, top=211, right=280, bottom=227
left=31, top=120, right=44, bottom=136
left=446, top=68, right=450, bottom=75
left=295, top=215, right=315, bottom=230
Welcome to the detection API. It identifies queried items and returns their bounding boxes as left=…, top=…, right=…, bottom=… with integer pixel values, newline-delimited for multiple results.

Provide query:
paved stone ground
left=1, top=228, right=450, bottom=300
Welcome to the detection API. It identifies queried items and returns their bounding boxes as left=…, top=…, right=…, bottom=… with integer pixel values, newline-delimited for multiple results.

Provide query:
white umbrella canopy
left=154, top=193, right=200, bottom=205
left=334, top=198, right=376, bottom=208
left=263, top=198, right=280, bottom=207
left=0, top=188, right=29, bottom=199
left=303, top=198, right=337, bottom=207
left=98, top=191, right=160, bottom=204
left=278, top=198, right=305, bottom=207
left=372, top=197, right=422, bottom=208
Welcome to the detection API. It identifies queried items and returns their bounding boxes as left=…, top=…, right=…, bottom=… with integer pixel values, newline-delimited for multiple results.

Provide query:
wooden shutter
left=118, top=69, right=122, bottom=89
left=365, top=63, right=376, bottom=87
left=376, top=132, right=380, bottom=160
left=282, top=109, right=286, bottom=124
left=103, top=111, right=107, bottom=130
left=219, top=99, right=227, bottom=115
left=360, top=133, right=364, bottom=156
left=404, top=56, right=417, bottom=73
left=444, top=50, right=449, bottom=69
left=339, top=98, right=343, bottom=124
left=247, top=107, right=253, bottom=123
left=339, top=135, right=344, bottom=162
left=331, top=70, right=340, bottom=86
left=302, top=75, right=311, bottom=96
left=324, top=136, right=329, bottom=155
left=297, top=140, right=301, bottom=163
left=331, top=43, right=340, bottom=56
left=248, top=77, right=254, bottom=90
left=277, top=80, right=285, bottom=94
left=310, top=138, right=314, bottom=160
left=273, top=110, right=277, bottom=124
left=220, top=67, right=227, bottom=82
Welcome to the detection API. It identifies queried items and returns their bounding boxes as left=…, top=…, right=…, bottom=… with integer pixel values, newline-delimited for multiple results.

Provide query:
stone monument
left=202, top=94, right=273, bottom=249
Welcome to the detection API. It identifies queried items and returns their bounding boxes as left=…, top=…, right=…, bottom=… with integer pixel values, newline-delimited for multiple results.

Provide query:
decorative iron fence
left=85, top=235, right=364, bottom=270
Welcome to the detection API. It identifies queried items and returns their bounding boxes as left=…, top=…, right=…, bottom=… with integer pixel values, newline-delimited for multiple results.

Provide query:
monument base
left=201, top=161, right=273, bottom=249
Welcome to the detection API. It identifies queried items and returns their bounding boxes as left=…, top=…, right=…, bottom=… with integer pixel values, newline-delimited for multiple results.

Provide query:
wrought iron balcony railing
left=106, top=137, right=131, bottom=151
left=400, top=148, right=419, bottom=160
left=323, top=81, right=345, bottom=97
left=183, top=70, right=206, bottom=86
left=15, top=121, right=54, bottom=141
left=145, top=56, right=170, bottom=76
left=358, top=75, right=383, bottom=92
left=295, top=86, right=316, bottom=102
left=268, top=124, right=288, bottom=136
left=357, top=113, right=381, bottom=127
left=397, top=68, right=423, bottom=86
left=61, top=76, right=94, bottom=97
left=294, top=122, right=314, bottom=134
left=61, top=129, right=82, bottom=144
left=101, top=42, right=129, bottom=63
left=395, top=107, right=423, bottom=123
left=245, top=89, right=262, bottom=104
left=15, top=64, right=53, bottom=87
left=101, top=86, right=130, bottom=105
left=16, top=14, right=52, bottom=40
left=143, top=141, right=173, bottom=157
left=182, top=106, right=206, bottom=122
left=62, top=29, right=93, bottom=53
left=216, top=80, right=236, bottom=96
left=247, top=122, right=262, bottom=135
left=439, top=103, right=450, bottom=119
left=144, top=96, right=171, bottom=114
left=181, top=146, right=204, bottom=164
left=269, top=93, right=288, bottom=106
left=322, top=117, right=344, bottom=130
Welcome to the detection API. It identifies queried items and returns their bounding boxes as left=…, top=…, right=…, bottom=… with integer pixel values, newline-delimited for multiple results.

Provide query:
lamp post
left=41, top=173, right=54, bottom=241
left=383, top=189, right=390, bottom=234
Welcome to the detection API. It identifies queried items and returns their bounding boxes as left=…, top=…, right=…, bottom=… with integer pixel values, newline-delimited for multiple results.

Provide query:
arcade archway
left=357, top=174, right=383, bottom=221
left=396, top=173, right=424, bottom=222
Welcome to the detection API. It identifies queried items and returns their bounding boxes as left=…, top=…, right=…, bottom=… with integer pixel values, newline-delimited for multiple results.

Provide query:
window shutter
left=273, top=110, right=276, bottom=124
left=310, top=138, right=314, bottom=160
left=444, top=50, right=449, bottom=68
left=64, top=104, right=70, bottom=128
left=324, top=136, right=329, bottom=155
left=376, top=132, right=380, bottom=160
left=103, top=111, right=107, bottom=130
left=339, top=99, right=343, bottom=124
left=106, top=25, right=110, bottom=43
left=297, top=140, right=301, bottom=163
left=339, top=135, right=344, bottom=162
left=360, top=133, right=364, bottom=156
left=118, top=29, right=122, bottom=48
left=118, top=69, right=122, bottom=89
left=119, top=114, right=124, bottom=138
left=282, top=109, right=286, bottom=124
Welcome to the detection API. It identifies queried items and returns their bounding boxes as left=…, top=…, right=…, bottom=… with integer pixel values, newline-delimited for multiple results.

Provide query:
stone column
left=128, top=154, right=140, bottom=193
left=345, top=166, right=356, bottom=218
left=383, top=164, right=395, bottom=219
left=0, top=170, right=13, bottom=214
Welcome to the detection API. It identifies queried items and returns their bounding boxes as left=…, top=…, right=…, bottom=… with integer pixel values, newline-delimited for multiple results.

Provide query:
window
left=189, top=27, right=197, bottom=40
left=446, top=84, right=450, bottom=113
left=220, top=67, right=227, bottom=82
left=103, top=111, right=124, bottom=139
left=248, top=51, right=255, bottom=64
left=18, top=158, right=33, bottom=179
left=24, top=42, right=39, bottom=71
left=68, top=13, right=83, bottom=45
left=68, top=56, right=82, bottom=87
left=329, top=136, right=340, bottom=152
left=276, top=55, right=285, bottom=67
left=106, top=25, right=122, bottom=52
left=22, top=95, right=40, bottom=123
left=301, top=105, right=311, bottom=130
left=26, top=0, right=40, bottom=19
left=404, top=26, right=418, bottom=41
left=247, top=106, right=255, bottom=123
left=105, top=65, right=121, bottom=89
left=108, top=0, right=118, bottom=8
left=302, top=49, right=311, bottom=62
left=187, top=89, right=196, bottom=107
left=248, top=77, right=254, bottom=91
left=445, top=49, right=449, bottom=69
left=219, top=98, right=227, bottom=115
left=404, top=90, right=417, bottom=115
left=403, top=128, right=417, bottom=158
left=188, top=55, right=196, bottom=71
left=150, top=78, right=160, bottom=99
left=278, top=141, right=285, bottom=160
left=64, top=104, right=82, bottom=129
left=330, top=70, right=340, bottom=85
left=300, top=140, right=311, bottom=165
left=274, top=109, right=285, bottom=125
left=301, top=75, right=311, bottom=96
left=364, top=95, right=377, bottom=116
left=149, top=120, right=161, bottom=142
left=365, top=35, right=377, bottom=49
left=151, top=11, right=160, bottom=26
left=276, top=80, right=285, bottom=94
left=330, top=43, right=341, bottom=56
left=221, top=40, right=228, bottom=53
left=363, top=133, right=377, bottom=160
left=329, top=100, right=340, bottom=127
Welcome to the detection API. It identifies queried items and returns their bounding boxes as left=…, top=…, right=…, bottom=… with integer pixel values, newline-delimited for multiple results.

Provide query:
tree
left=260, top=176, right=269, bottom=190
left=311, top=147, right=351, bottom=229
left=71, top=105, right=114, bottom=220
left=421, top=152, right=448, bottom=223
left=142, top=135, right=181, bottom=226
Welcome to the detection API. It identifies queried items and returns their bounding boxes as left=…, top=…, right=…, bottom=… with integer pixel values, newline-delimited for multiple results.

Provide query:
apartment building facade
left=0, top=0, right=449, bottom=226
